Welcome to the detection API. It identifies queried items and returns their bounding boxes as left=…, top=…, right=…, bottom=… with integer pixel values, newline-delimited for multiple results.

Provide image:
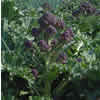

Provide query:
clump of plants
left=24, top=9, right=75, bottom=95
left=1, top=0, right=100, bottom=100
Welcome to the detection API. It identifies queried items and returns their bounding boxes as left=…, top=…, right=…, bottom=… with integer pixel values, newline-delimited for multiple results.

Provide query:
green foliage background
left=1, top=0, right=100, bottom=100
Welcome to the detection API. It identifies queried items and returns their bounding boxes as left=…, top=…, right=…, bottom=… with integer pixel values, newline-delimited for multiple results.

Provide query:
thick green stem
left=44, top=80, right=51, bottom=96
left=43, top=55, right=51, bottom=96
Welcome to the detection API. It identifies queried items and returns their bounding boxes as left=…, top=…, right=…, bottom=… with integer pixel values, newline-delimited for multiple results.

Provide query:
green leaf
left=45, top=71, right=57, bottom=81
left=20, top=91, right=29, bottom=96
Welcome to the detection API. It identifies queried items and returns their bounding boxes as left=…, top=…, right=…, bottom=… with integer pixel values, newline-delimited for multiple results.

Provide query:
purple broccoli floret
left=80, top=2, right=96, bottom=15
left=32, top=69, right=38, bottom=79
left=24, top=40, right=33, bottom=48
left=56, top=19, right=65, bottom=29
left=38, top=17, right=49, bottom=29
left=51, top=39, right=57, bottom=47
left=38, top=11, right=57, bottom=29
left=42, top=2, right=51, bottom=10
left=77, top=58, right=82, bottom=63
left=38, top=40, right=50, bottom=51
left=32, top=28, right=40, bottom=37
left=61, top=28, right=74, bottom=42
left=72, top=9, right=80, bottom=16
left=56, top=52, right=67, bottom=64
left=46, top=25, right=57, bottom=36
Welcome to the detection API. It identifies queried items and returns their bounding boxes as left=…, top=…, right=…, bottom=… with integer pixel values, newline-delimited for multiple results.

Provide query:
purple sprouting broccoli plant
left=23, top=10, right=76, bottom=97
